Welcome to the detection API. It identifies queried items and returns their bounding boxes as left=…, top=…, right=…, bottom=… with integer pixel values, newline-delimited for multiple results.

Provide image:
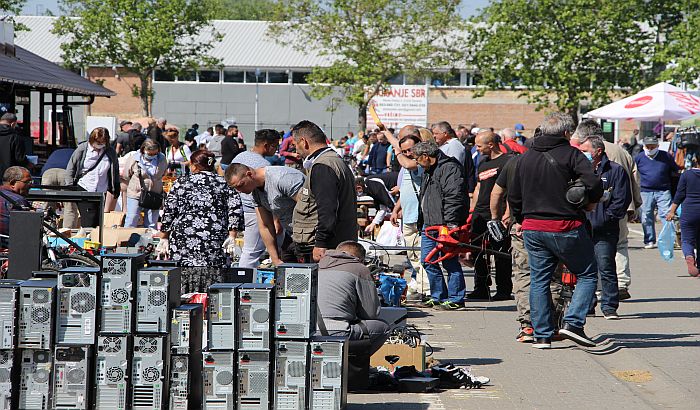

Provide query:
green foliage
left=1, top=0, right=28, bottom=31
left=269, top=0, right=466, bottom=129
left=53, top=0, right=223, bottom=115
left=472, top=0, right=662, bottom=118
left=658, top=1, right=700, bottom=86
left=214, top=0, right=279, bottom=21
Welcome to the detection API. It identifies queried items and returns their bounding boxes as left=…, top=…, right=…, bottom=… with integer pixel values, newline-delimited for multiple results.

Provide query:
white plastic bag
left=375, top=221, right=404, bottom=254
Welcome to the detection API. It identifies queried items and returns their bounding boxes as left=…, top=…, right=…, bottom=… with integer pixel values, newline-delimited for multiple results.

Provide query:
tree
left=53, top=0, right=223, bottom=116
left=269, top=0, right=466, bottom=130
left=657, top=1, right=700, bottom=86
left=1, top=0, right=28, bottom=31
left=471, top=0, right=659, bottom=121
left=214, top=0, right=278, bottom=21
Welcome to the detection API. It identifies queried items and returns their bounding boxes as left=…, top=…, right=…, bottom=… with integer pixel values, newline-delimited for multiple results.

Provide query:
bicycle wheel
left=41, top=254, right=98, bottom=271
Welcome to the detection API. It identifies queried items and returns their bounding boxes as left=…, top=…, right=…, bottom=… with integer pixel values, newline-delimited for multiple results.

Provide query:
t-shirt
left=207, top=135, right=226, bottom=157
left=232, top=151, right=270, bottom=213
left=398, top=166, right=423, bottom=224
left=440, top=138, right=466, bottom=165
left=474, top=154, right=512, bottom=216
left=252, top=166, right=305, bottom=233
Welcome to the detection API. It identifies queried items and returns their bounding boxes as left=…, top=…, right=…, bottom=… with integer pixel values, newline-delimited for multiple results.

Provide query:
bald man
left=468, top=131, right=515, bottom=301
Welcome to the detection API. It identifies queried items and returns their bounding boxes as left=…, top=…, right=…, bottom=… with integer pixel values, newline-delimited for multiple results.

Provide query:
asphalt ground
left=349, top=224, right=700, bottom=409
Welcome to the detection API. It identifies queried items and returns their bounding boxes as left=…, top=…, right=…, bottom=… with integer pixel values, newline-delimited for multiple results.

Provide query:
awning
left=0, top=45, right=114, bottom=97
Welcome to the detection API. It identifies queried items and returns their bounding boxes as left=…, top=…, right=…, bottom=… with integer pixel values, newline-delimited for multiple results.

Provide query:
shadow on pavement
left=623, top=311, right=700, bottom=319
left=435, top=358, right=503, bottom=366
left=589, top=332, right=700, bottom=355
left=622, top=296, right=700, bottom=304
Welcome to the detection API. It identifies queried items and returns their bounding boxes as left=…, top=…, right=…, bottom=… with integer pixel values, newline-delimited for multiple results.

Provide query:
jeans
left=640, top=190, right=672, bottom=244
left=591, top=229, right=619, bottom=314
left=471, top=214, right=512, bottom=295
left=238, top=211, right=266, bottom=268
left=679, top=212, right=700, bottom=258
left=125, top=197, right=159, bottom=228
left=523, top=226, right=598, bottom=339
left=420, top=226, right=465, bottom=303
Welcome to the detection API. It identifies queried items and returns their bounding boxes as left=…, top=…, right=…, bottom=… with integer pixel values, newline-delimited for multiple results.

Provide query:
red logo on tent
left=625, top=96, right=653, bottom=109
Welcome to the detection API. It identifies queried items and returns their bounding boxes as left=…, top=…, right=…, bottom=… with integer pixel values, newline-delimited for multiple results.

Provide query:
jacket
left=125, top=153, right=168, bottom=199
left=0, top=124, right=28, bottom=178
left=603, top=141, right=642, bottom=211
left=586, top=154, right=632, bottom=232
left=65, top=142, right=121, bottom=195
left=317, top=250, right=381, bottom=331
left=418, top=150, right=469, bottom=227
left=510, top=134, right=603, bottom=223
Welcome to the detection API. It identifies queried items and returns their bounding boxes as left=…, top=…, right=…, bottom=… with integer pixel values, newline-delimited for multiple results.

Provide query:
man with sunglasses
left=0, top=166, right=32, bottom=239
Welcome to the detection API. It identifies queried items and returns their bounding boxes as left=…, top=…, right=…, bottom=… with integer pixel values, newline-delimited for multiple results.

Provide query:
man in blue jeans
left=509, top=112, right=603, bottom=349
left=578, top=136, right=631, bottom=320
left=634, top=135, right=679, bottom=248
left=413, top=141, right=469, bottom=310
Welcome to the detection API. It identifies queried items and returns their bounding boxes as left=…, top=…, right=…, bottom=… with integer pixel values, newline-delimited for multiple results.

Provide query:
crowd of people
left=1, top=107, right=699, bottom=354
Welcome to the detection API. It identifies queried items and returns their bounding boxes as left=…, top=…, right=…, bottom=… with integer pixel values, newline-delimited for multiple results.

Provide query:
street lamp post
left=254, top=68, right=261, bottom=132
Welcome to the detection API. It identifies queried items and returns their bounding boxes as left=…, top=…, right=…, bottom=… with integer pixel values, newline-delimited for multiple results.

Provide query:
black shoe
left=491, top=293, right=513, bottom=301
left=618, top=288, right=631, bottom=301
left=466, top=290, right=490, bottom=300
left=532, top=338, right=551, bottom=349
left=559, top=324, right=596, bottom=347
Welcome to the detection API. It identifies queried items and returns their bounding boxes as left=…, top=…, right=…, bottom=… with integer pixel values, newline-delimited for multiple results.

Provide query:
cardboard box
left=370, top=343, right=426, bottom=371
left=90, top=227, right=149, bottom=247
left=103, top=211, right=125, bottom=227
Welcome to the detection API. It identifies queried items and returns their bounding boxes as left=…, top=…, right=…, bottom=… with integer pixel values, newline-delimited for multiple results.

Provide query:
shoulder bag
left=541, top=151, right=588, bottom=208
left=137, top=167, right=164, bottom=210
left=72, top=148, right=107, bottom=186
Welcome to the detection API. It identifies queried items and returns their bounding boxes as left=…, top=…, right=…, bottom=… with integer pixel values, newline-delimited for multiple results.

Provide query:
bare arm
left=471, top=182, right=480, bottom=212
left=256, top=207, right=282, bottom=265
left=490, top=184, right=505, bottom=220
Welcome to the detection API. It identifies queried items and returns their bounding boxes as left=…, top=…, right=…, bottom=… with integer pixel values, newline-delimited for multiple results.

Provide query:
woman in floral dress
left=160, top=150, right=244, bottom=292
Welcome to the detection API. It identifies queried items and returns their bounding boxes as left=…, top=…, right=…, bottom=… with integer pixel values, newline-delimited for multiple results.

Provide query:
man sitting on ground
left=317, top=241, right=390, bottom=355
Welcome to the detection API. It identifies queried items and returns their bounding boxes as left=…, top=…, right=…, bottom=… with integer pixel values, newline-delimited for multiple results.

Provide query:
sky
left=21, top=0, right=492, bottom=18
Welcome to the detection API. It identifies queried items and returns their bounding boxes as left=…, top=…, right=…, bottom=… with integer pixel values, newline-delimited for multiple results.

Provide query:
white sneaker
left=644, top=243, right=656, bottom=249
left=462, top=367, right=490, bottom=385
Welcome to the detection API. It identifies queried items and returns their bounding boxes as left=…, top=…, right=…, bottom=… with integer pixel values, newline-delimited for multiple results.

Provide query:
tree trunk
left=139, top=75, right=151, bottom=117
left=358, top=102, right=368, bottom=132
left=568, top=107, right=579, bottom=125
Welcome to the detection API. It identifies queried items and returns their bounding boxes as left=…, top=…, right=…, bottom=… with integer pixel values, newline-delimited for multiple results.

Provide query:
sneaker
left=516, top=327, right=534, bottom=343
left=436, top=301, right=465, bottom=311
left=618, top=288, right=631, bottom=301
left=462, top=367, right=490, bottom=386
left=532, top=337, right=551, bottom=349
left=423, top=299, right=440, bottom=308
left=603, top=310, right=620, bottom=320
left=559, top=324, right=597, bottom=347
left=644, top=242, right=656, bottom=249
left=491, top=293, right=514, bottom=301
left=466, top=290, right=490, bottom=300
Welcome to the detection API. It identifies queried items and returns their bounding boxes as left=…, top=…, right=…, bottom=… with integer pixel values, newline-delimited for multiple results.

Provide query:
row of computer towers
left=205, top=263, right=348, bottom=410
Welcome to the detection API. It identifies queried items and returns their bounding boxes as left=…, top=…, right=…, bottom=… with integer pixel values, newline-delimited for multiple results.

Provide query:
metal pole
left=254, top=68, right=261, bottom=132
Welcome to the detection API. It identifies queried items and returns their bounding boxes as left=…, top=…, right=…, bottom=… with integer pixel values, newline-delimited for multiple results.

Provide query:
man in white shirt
left=432, top=121, right=466, bottom=165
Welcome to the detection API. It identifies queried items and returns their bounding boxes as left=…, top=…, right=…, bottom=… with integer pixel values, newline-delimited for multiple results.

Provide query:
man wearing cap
left=635, top=135, right=679, bottom=249
left=114, top=120, right=133, bottom=156
left=515, top=123, right=527, bottom=145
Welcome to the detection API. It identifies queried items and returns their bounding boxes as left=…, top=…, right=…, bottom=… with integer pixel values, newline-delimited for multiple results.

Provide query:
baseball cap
left=119, top=120, right=132, bottom=127
left=642, top=135, right=659, bottom=145
left=514, top=123, right=525, bottom=131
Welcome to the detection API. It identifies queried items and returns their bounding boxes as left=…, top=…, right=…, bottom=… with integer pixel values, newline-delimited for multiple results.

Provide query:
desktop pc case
left=202, top=351, right=236, bottom=410
left=100, top=253, right=145, bottom=334
left=274, top=264, right=318, bottom=339
left=237, top=350, right=272, bottom=409
left=0, top=279, right=22, bottom=349
left=136, top=267, right=181, bottom=334
left=18, top=278, right=57, bottom=350
left=0, top=350, right=19, bottom=410
left=171, top=304, right=204, bottom=355
left=237, top=283, right=274, bottom=351
left=208, top=283, right=240, bottom=350
left=169, top=353, right=203, bottom=410
left=94, top=335, right=130, bottom=410
left=309, top=336, right=349, bottom=410
left=19, top=349, right=53, bottom=410
left=131, top=335, right=168, bottom=410
left=56, top=267, right=99, bottom=345
left=52, top=346, right=92, bottom=410
left=274, top=340, right=310, bottom=410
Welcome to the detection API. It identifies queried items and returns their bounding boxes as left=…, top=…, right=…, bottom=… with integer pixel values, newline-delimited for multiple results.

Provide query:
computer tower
left=169, top=354, right=203, bottom=410
left=56, top=268, right=99, bottom=345
left=171, top=304, right=203, bottom=355
left=309, top=336, right=348, bottom=410
left=237, top=351, right=271, bottom=409
left=220, top=266, right=255, bottom=284
left=0, top=350, right=19, bottom=410
left=18, top=278, right=57, bottom=349
left=0, top=280, right=22, bottom=349
left=275, top=264, right=318, bottom=340
left=18, top=349, right=53, bottom=410
left=136, top=267, right=181, bottom=334
left=208, top=283, right=240, bottom=351
left=274, top=340, right=309, bottom=410
left=100, top=253, right=145, bottom=334
left=7, top=211, right=42, bottom=280
left=238, top=284, right=274, bottom=351
left=52, top=346, right=91, bottom=409
left=202, top=351, right=236, bottom=410
left=95, top=335, right=130, bottom=410
left=131, top=335, right=168, bottom=410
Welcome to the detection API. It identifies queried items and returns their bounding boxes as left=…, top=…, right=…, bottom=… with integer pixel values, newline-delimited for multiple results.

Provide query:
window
left=223, top=70, right=245, bottom=83
left=430, top=70, right=461, bottom=87
left=405, top=74, right=425, bottom=85
left=292, top=71, right=310, bottom=84
left=199, top=70, right=220, bottom=83
left=154, top=70, right=175, bottom=81
left=245, top=71, right=264, bottom=83
left=387, top=74, right=404, bottom=85
left=267, top=71, right=289, bottom=83
left=177, top=71, right=196, bottom=82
